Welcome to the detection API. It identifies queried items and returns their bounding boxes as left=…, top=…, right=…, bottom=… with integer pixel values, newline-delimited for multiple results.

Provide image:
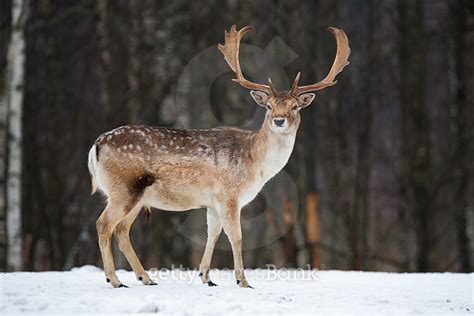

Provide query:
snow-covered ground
left=0, top=265, right=472, bottom=315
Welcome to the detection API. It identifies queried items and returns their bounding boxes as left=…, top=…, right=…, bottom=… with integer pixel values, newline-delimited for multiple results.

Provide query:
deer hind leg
left=199, top=208, right=222, bottom=286
left=114, top=204, right=156, bottom=285
left=96, top=200, right=129, bottom=288
left=96, top=173, right=153, bottom=288
left=217, top=200, right=252, bottom=288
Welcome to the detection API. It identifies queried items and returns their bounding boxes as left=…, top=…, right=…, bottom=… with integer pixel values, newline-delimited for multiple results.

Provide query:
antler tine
left=290, top=72, right=301, bottom=94
left=268, top=78, right=277, bottom=94
left=292, top=27, right=351, bottom=96
left=218, top=25, right=272, bottom=94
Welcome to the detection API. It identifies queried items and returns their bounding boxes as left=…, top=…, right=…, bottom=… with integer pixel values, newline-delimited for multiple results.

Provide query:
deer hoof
left=107, top=277, right=125, bottom=288
left=207, top=280, right=218, bottom=286
left=118, top=283, right=129, bottom=288
left=236, top=280, right=253, bottom=288
left=138, top=275, right=157, bottom=285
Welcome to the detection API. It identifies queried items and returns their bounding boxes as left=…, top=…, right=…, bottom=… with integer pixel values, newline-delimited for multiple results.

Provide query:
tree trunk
left=353, top=0, right=375, bottom=270
left=451, top=0, right=472, bottom=272
left=398, top=0, right=433, bottom=272
left=0, top=3, right=11, bottom=271
left=96, top=0, right=112, bottom=123
left=0, top=93, right=7, bottom=271
left=305, top=192, right=320, bottom=268
left=127, top=0, right=142, bottom=123
left=281, top=200, right=298, bottom=267
left=5, top=0, right=27, bottom=271
left=302, top=52, right=321, bottom=269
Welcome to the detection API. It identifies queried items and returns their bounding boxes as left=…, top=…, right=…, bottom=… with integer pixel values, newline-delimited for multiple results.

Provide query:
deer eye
left=265, top=104, right=272, bottom=110
left=292, top=105, right=299, bottom=111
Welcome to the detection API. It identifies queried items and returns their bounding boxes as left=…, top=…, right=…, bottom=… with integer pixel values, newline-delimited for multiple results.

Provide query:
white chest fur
left=238, top=133, right=296, bottom=208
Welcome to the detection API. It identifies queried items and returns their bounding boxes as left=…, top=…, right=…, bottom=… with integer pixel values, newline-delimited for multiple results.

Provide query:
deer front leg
left=96, top=202, right=127, bottom=288
left=217, top=201, right=252, bottom=288
left=199, top=208, right=222, bottom=286
left=114, top=205, right=156, bottom=286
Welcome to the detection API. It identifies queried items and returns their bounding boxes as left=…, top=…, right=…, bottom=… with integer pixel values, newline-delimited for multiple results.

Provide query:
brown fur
left=90, top=107, right=301, bottom=288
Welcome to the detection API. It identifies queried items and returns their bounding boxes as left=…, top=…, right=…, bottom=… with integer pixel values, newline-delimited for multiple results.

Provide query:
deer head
left=218, top=25, right=351, bottom=134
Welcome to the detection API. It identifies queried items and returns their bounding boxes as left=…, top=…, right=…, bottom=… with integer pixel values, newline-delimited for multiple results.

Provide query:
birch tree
left=0, top=3, right=11, bottom=270
left=3, top=0, right=28, bottom=271
left=0, top=27, right=9, bottom=271
left=0, top=101, right=6, bottom=271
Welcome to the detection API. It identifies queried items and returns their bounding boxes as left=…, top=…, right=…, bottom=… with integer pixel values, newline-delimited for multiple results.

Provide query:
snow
left=1, top=266, right=472, bottom=315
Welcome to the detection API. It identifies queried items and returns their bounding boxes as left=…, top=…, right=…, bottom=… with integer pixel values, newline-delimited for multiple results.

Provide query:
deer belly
left=143, top=181, right=212, bottom=211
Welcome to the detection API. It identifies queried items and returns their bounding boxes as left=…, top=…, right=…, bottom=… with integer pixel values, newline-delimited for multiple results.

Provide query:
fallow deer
left=88, top=25, right=350, bottom=288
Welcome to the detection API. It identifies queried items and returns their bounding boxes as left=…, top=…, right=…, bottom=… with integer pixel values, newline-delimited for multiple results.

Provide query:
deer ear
left=250, top=90, right=269, bottom=107
left=297, top=93, right=316, bottom=108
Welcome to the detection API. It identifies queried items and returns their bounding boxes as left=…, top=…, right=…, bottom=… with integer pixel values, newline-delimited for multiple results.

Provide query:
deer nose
left=273, top=118, right=286, bottom=127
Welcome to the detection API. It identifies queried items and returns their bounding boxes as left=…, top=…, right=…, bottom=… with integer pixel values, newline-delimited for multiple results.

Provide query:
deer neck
left=253, top=122, right=297, bottom=182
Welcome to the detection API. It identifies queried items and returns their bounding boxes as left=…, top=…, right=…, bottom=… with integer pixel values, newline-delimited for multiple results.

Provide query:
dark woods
left=0, top=0, right=472, bottom=272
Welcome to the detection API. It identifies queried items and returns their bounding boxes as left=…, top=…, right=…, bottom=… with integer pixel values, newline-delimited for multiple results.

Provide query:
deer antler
left=291, top=27, right=351, bottom=96
left=218, top=25, right=272, bottom=94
